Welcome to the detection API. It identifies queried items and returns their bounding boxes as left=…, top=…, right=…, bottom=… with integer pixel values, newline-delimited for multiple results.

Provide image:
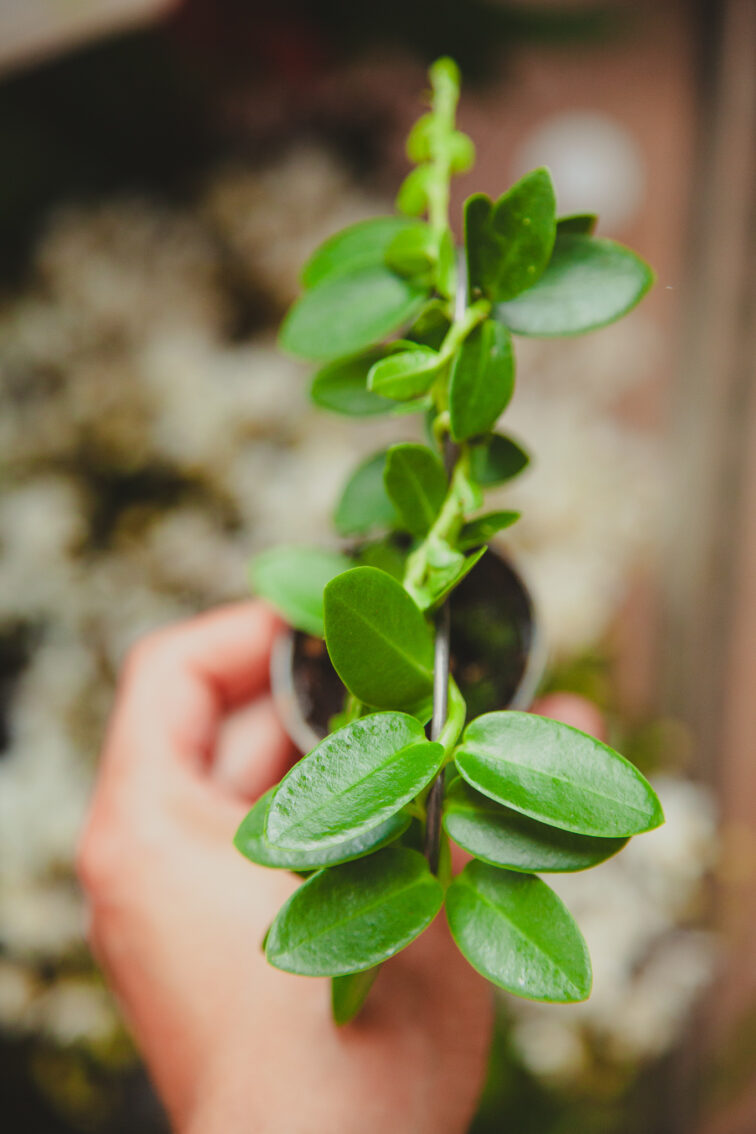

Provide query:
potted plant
left=234, top=57, right=663, bottom=1026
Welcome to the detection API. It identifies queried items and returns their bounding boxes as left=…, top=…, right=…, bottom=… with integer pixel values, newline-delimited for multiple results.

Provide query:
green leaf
left=324, top=566, right=434, bottom=708
left=496, top=234, right=654, bottom=337
left=465, top=170, right=557, bottom=302
left=449, top=320, right=515, bottom=441
left=422, top=546, right=487, bottom=610
left=448, top=130, right=475, bottom=174
left=334, top=451, right=398, bottom=536
left=446, top=860, right=592, bottom=1002
left=332, top=968, right=379, bottom=1025
left=406, top=113, right=435, bottom=163
left=465, top=194, right=494, bottom=302
left=250, top=545, right=351, bottom=637
left=265, top=847, right=443, bottom=976
left=397, top=166, right=433, bottom=217
left=455, top=711, right=665, bottom=837
left=354, top=537, right=408, bottom=580
left=301, top=217, right=415, bottom=289
left=280, top=264, right=429, bottom=361
left=235, top=789, right=411, bottom=870
left=469, top=434, right=530, bottom=486
left=408, top=300, right=452, bottom=351
left=265, top=713, right=444, bottom=850
left=367, top=346, right=443, bottom=401
left=556, top=213, right=597, bottom=236
left=383, top=443, right=447, bottom=537
left=458, top=510, right=520, bottom=549
left=385, top=223, right=439, bottom=278
left=443, top=780, right=626, bottom=872
left=310, top=350, right=396, bottom=416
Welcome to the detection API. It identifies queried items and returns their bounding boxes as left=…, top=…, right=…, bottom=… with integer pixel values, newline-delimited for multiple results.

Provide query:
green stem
left=426, top=66, right=459, bottom=237
left=403, top=446, right=473, bottom=602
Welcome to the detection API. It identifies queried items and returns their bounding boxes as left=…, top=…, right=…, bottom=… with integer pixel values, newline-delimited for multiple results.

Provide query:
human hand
left=77, top=603, right=493, bottom=1134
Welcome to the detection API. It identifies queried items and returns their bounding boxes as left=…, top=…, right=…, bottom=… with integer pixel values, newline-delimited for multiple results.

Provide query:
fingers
left=103, top=602, right=285, bottom=780
left=213, top=694, right=297, bottom=801
left=530, top=691, right=607, bottom=742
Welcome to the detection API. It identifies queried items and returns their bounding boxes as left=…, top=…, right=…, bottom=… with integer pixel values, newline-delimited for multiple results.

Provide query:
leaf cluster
left=242, top=58, right=660, bottom=1024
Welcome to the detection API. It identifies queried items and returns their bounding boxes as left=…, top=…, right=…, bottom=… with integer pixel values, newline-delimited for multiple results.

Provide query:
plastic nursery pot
left=270, top=548, right=546, bottom=754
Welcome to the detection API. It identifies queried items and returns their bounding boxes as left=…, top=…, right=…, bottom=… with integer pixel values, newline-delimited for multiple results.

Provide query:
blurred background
left=0, top=1, right=753, bottom=1130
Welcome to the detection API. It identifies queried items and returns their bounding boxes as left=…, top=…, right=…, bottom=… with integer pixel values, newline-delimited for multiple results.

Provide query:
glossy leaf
left=334, top=451, right=398, bottom=536
left=443, top=780, right=626, bottom=872
left=385, top=223, right=439, bottom=278
left=265, top=847, right=443, bottom=976
left=465, top=170, right=557, bottom=302
left=422, top=546, right=487, bottom=610
left=384, top=443, right=447, bottom=537
left=465, top=194, right=494, bottom=301
left=250, top=545, right=350, bottom=637
left=266, top=713, right=444, bottom=850
left=455, top=711, right=665, bottom=837
left=367, top=346, right=443, bottom=401
left=449, top=319, right=515, bottom=441
left=235, top=789, right=411, bottom=869
left=496, top=234, right=654, bottom=337
left=310, top=350, right=396, bottom=416
left=556, top=213, right=597, bottom=236
left=280, top=264, right=428, bottom=361
left=324, top=567, right=434, bottom=708
left=469, top=434, right=530, bottom=486
left=408, top=300, right=452, bottom=351
left=354, top=537, right=408, bottom=580
left=332, top=968, right=379, bottom=1025
left=458, top=510, right=520, bottom=549
left=446, top=860, right=592, bottom=1002
left=302, top=217, right=414, bottom=289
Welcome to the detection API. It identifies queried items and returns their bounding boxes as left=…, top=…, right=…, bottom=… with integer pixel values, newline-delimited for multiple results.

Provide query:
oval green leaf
left=458, top=510, right=520, bottom=549
left=384, top=443, right=448, bottom=537
left=396, top=165, right=433, bottom=217
left=235, top=788, right=411, bottom=870
left=455, top=711, right=665, bottom=837
left=443, top=780, right=627, bottom=872
left=265, top=713, right=443, bottom=850
left=556, top=213, right=597, bottom=236
left=385, top=222, right=439, bottom=278
left=446, top=860, right=592, bottom=1002
left=324, top=567, right=434, bottom=708
left=367, top=346, right=443, bottom=401
left=486, top=168, right=557, bottom=300
left=280, top=264, right=429, bottom=362
left=334, top=451, right=398, bottom=536
left=422, top=546, right=487, bottom=611
left=302, top=216, right=415, bottom=289
left=265, top=847, right=443, bottom=976
left=250, top=545, right=351, bottom=637
left=469, top=434, right=530, bottom=486
left=332, top=968, right=380, bottom=1025
left=310, top=350, right=397, bottom=416
left=449, top=319, right=515, bottom=441
left=496, top=234, right=654, bottom=337
left=408, top=299, right=452, bottom=351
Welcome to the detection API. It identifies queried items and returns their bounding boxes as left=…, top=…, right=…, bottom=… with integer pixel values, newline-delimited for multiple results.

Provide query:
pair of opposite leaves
left=235, top=707, right=662, bottom=1001
left=280, top=169, right=652, bottom=364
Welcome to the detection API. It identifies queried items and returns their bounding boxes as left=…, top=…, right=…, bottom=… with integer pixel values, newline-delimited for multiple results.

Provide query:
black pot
left=271, top=550, right=545, bottom=754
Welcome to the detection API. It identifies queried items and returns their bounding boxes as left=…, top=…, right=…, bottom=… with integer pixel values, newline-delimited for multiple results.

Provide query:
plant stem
left=426, top=66, right=459, bottom=237
left=424, top=605, right=450, bottom=873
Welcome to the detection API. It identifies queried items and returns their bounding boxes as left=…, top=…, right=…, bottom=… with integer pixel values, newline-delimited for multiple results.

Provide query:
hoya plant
left=235, top=58, right=662, bottom=1025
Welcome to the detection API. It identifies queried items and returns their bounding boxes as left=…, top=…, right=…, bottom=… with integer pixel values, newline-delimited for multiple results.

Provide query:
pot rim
left=270, top=549, right=547, bottom=754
